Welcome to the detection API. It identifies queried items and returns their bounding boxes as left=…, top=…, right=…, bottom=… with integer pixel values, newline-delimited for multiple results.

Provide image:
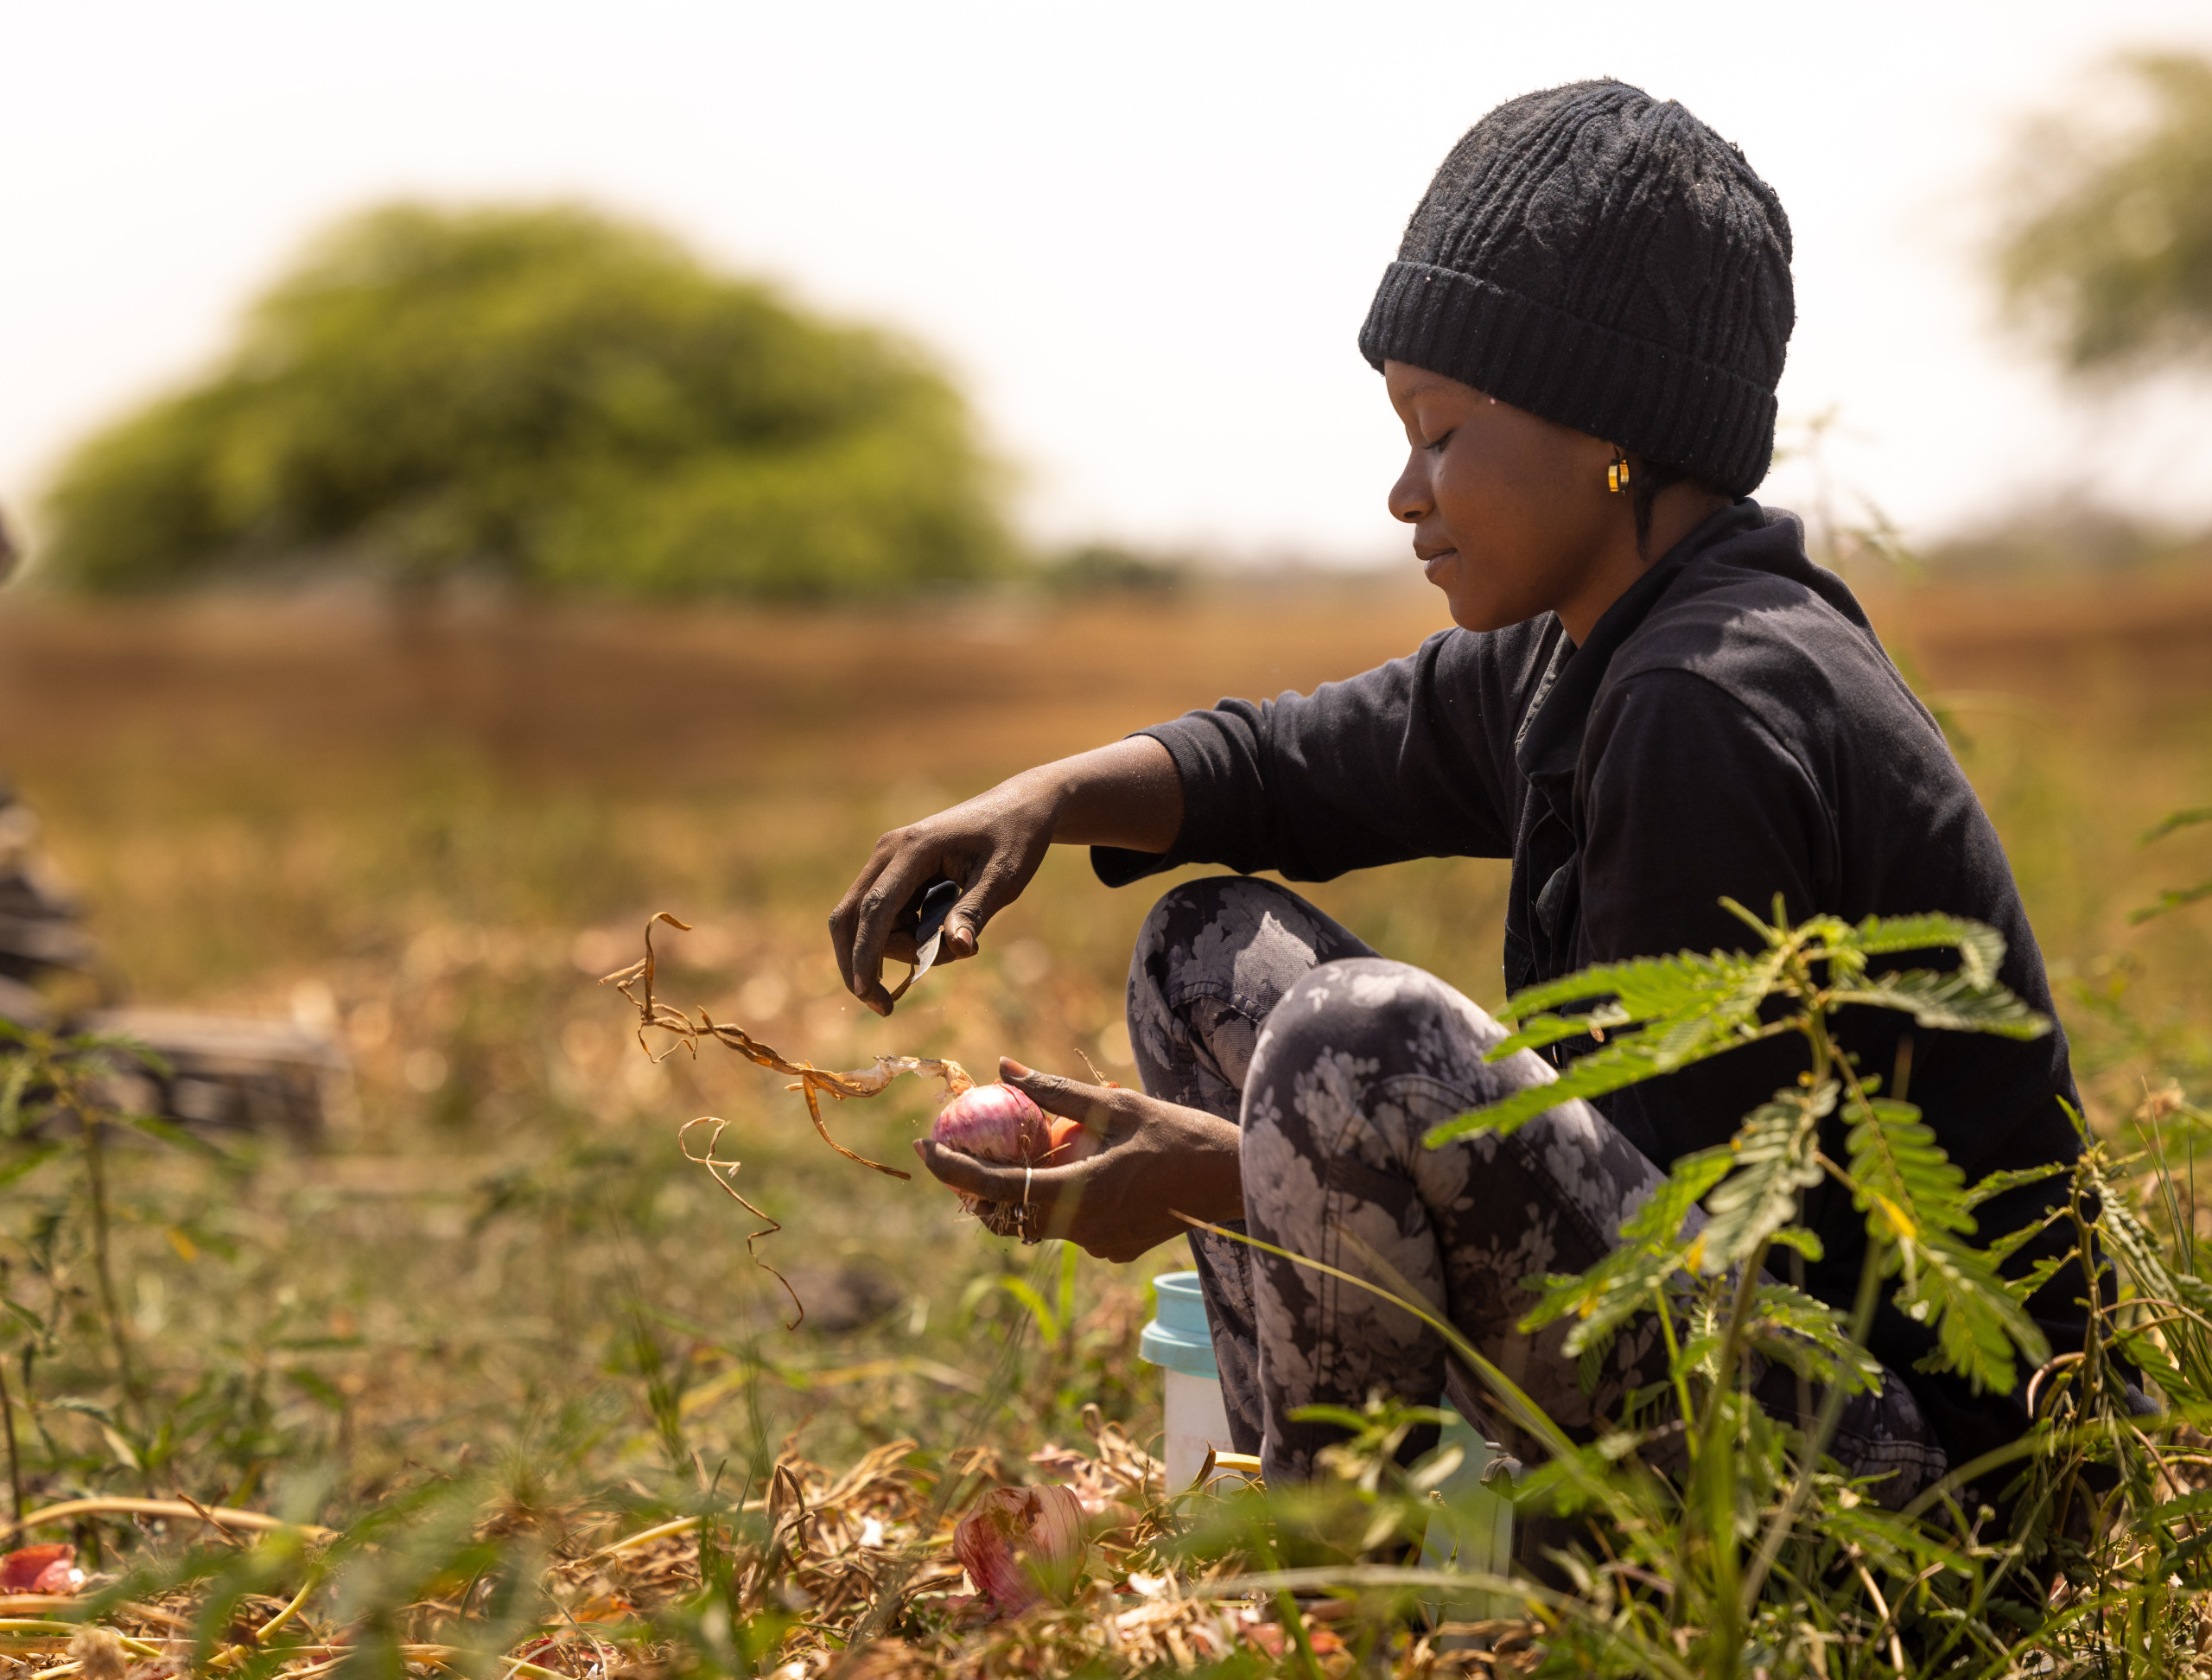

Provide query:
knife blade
left=899, top=878, right=963, bottom=996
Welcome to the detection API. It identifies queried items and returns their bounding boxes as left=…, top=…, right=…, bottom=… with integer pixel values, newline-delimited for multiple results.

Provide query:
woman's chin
left=1423, top=556, right=1512, bottom=632
left=1444, top=595, right=1531, bottom=634
left=1431, top=577, right=1494, bottom=631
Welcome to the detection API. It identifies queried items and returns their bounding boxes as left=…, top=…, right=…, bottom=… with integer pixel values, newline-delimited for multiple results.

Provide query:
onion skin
left=952, top=1484, right=1087, bottom=1614
left=0, top=1543, right=77, bottom=1594
left=930, top=1085, right=1102, bottom=1174
left=1043, top=1114, right=1101, bottom=1167
left=931, top=1083, right=1052, bottom=1165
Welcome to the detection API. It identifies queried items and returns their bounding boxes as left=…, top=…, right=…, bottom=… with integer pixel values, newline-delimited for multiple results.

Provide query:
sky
left=9, top=0, right=2212, bottom=569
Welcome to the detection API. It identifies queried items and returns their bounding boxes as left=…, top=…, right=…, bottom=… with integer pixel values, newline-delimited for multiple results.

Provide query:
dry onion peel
left=603, top=913, right=979, bottom=1325
left=950, top=1484, right=1087, bottom=1615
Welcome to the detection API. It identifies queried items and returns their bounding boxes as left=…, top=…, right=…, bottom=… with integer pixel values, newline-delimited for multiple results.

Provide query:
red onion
left=931, top=1082, right=1053, bottom=1164
left=929, top=1084, right=1100, bottom=1177
left=952, top=1484, right=1087, bottom=1614
left=0, top=1543, right=79, bottom=1594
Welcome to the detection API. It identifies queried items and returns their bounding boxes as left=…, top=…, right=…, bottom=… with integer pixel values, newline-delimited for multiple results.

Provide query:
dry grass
left=0, top=572, right=2198, bottom=1654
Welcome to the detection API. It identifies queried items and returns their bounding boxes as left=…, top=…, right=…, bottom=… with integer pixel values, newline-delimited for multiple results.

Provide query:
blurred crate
left=0, top=782, right=353, bottom=1146
left=0, top=974, right=51, bottom=1032
left=0, top=791, right=94, bottom=990
left=79, top=1009, right=350, bottom=1148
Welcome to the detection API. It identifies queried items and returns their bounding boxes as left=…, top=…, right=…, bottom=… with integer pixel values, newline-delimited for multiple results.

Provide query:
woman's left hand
left=912, top=1059, right=1243, bottom=1262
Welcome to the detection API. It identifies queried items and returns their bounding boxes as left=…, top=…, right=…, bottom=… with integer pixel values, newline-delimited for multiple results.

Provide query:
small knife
left=891, top=878, right=963, bottom=1000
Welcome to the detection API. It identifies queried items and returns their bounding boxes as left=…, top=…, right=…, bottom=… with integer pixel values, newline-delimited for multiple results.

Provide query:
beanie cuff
left=1359, top=260, right=1777, bottom=496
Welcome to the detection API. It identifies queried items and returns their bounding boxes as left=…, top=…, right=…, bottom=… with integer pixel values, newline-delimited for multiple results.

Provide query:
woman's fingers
left=878, top=926, right=924, bottom=965
left=912, top=1138, right=1077, bottom=1203
left=838, top=842, right=944, bottom=1015
left=828, top=769, right=1071, bottom=1006
left=999, top=1060, right=1115, bottom=1127
left=826, top=847, right=891, bottom=1001
left=941, top=835, right=1048, bottom=960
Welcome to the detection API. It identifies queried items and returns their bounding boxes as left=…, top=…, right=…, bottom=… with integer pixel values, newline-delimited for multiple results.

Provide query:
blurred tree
left=1042, top=541, right=1189, bottom=596
left=1994, top=53, right=2212, bottom=375
left=38, top=204, right=1014, bottom=596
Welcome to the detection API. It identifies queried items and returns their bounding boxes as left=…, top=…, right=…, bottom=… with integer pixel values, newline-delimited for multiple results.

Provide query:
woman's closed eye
left=1423, top=429, right=1455, bottom=455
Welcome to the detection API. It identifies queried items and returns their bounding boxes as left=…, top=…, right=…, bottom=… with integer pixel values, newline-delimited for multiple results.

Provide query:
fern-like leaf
left=1837, top=913, right=2008, bottom=989
left=2095, top=1182, right=2190, bottom=1309
left=1847, top=1094, right=2048, bottom=1392
left=1896, top=1234, right=2047, bottom=1392
left=1827, top=970, right=2050, bottom=1039
left=1520, top=1149, right=1732, bottom=1353
left=1494, top=949, right=1756, bottom=1025
left=1961, top=1159, right=2070, bottom=1212
left=1441, top=945, right=1792, bottom=1146
left=1491, top=1002, right=1633, bottom=1054
left=1693, top=1083, right=1834, bottom=1275
left=1847, top=1097, right=1974, bottom=1243
left=1744, top=1281, right=1880, bottom=1394
left=1431, top=1012, right=1779, bottom=1144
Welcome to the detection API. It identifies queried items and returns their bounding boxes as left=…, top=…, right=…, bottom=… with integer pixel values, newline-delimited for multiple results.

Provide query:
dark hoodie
left=1094, top=500, right=2083, bottom=1481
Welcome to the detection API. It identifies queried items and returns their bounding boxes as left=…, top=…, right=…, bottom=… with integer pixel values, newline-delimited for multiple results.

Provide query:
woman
left=828, top=81, right=2085, bottom=1511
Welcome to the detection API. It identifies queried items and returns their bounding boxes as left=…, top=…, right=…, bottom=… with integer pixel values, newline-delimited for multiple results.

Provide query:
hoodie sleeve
left=1090, top=627, right=1524, bottom=888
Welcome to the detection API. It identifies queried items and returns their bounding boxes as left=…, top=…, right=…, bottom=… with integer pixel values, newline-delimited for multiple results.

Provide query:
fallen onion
left=951, top=1484, right=1087, bottom=1614
left=0, top=1542, right=80, bottom=1594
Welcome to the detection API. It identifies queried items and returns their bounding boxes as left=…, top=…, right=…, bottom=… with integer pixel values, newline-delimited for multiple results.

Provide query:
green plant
left=36, top=202, right=1014, bottom=598
left=1173, top=900, right=2212, bottom=1677
left=2133, top=805, right=2212, bottom=925
left=1993, top=53, right=2212, bottom=376
left=0, top=1022, right=220, bottom=1479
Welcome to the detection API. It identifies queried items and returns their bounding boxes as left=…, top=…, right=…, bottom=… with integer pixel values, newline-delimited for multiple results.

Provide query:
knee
left=1129, top=875, right=1323, bottom=1007
left=1243, top=959, right=1517, bottom=1156
left=1134, top=875, right=1309, bottom=955
left=1255, top=959, right=1510, bottom=1074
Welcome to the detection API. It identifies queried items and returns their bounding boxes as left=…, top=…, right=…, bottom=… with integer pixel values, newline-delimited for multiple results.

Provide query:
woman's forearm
left=1029, top=734, right=1185, bottom=855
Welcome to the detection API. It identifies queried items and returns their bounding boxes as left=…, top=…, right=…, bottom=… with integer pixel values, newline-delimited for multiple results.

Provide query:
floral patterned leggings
left=1124, top=875, right=1943, bottom=1507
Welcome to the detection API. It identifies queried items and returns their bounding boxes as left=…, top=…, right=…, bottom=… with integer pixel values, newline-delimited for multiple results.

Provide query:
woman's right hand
left=828, top=770, right=1064, bottom=1016
left=827, top=735, right=1185, bottom=1016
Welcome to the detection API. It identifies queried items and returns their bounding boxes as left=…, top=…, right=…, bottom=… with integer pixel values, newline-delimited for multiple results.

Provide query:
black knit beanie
left=1359, top=80, right=1794, bottom=497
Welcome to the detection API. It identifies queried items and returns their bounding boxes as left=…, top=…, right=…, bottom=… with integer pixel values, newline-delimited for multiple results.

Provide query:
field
left=0, top=566, right=2206, bottom=1669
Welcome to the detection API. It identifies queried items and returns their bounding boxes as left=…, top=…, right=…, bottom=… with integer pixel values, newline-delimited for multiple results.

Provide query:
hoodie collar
left=1515, top=499, right=1769, bottom=800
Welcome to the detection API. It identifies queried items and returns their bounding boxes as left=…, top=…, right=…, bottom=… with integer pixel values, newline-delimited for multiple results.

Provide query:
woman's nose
left=1388, top=449, right=1431, bottom=525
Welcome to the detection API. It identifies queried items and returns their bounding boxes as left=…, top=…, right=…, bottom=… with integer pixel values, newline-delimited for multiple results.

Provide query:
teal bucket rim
left=1139, top=1320, right=1218, bottom=1379
left=1141, top=1273, right=1219, bottom=1378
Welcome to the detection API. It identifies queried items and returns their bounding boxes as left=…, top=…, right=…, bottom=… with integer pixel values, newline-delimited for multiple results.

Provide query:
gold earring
left=1608, top=451, right=1631, bottom=493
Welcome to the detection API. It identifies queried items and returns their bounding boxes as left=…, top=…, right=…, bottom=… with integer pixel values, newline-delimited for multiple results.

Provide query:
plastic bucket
left=1138, top=1271, right=1236, bottom=1492
left=1139, top=1269, right=1516, bottom=1617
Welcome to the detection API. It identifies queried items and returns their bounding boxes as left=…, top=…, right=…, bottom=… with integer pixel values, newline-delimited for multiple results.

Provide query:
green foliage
left=0, top=853, right=2203, bottom=1673
left=2133, top=805, right=2212, bottom=925
left=1428, top=903, right=2043, bottom=1147
left=1693, top=1084, right=1832, bottom=1272
left=37, top=203, right=1014, bottom=597
left=1318, top=902, right=2095, bottom=1674
left=1140, top=895, right=2212, bottom=1676
left=1844, top=1094, right=2047, bottom=1393
left=1994, top=53, right=2212, bottom=374
left=1039, top=542, right=1190, bottom=597
left=1451, top=902, right=2056, bottom=1402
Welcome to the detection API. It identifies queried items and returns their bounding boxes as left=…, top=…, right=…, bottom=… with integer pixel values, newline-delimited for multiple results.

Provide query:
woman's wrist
left=1043, top=737, right=1183, bottom=852
left=1178, top=1108, right=1247, bottom=1225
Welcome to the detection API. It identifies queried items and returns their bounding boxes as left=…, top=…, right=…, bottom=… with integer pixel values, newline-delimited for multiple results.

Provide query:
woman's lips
left=1421, top=547, right=1459, bottom=584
